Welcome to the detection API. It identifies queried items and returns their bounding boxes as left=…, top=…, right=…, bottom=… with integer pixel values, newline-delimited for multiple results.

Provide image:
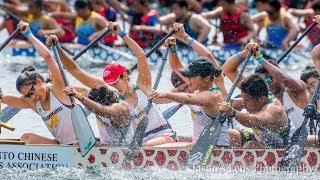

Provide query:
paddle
left=162, top=103, right=184, bottom=120
left=185, top=51, right=253, bottom=166
left=123, top=47, right=171, bottom=165
left=0, top=28, right=19, bottom=51
left=280, top=78, right=320, bottom=170
left=51, top=42, right=95, bottom=157
left=276, top=21, right=316, bottom=64
left=129, top=30, right=175, bottom=73
left=0, top=106, right=21, bottom=123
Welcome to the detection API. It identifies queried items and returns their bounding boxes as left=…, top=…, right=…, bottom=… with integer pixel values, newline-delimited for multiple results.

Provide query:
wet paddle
left=280, top=78, right=320, bottom=170
left=0, top=106, right=21, bottom=123
left=129, top=30, right=175, bottom=73
left=52, top=42, right=95, bottom=157
left=123, top=47, right=171, bottom=165
left=0, top=28, right=19, bottom=51
left=162, top=103, right=184, bottom=120
left=185, top=51, right=253, bottom=166
left=276, top=21, right=316, bottom=64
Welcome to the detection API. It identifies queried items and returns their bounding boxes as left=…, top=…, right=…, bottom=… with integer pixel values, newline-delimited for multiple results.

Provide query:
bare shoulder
left=198, top=89, right=223, bottom=102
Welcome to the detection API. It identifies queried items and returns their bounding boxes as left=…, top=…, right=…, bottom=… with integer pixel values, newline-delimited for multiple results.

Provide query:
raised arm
left=108, top=0, right=129, bottom=14
left=287, top=8, right=314, bottom=18
left=282, top=14, right=300, bottom=49
left=258, top=56, right=308, bottom=108
left=191, top=14, right=210, bottom=43
left=48, top=11, right=77, bottom=20
left=200, top=6, right=223, bottom=19
left=88, top=15, right=109, bottom=42
left=159, top=13, right=175, bottom=26
left=18, top=22, right=65, bottom=91
left=109, top=22, right=151, bottom=93
left=46, top=35, right=106, bottom=88
left=239, top=12, right=258, bottom=44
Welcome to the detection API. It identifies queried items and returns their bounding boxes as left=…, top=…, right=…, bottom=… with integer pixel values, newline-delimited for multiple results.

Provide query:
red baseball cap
left=103, top=63, right=126, bottom=84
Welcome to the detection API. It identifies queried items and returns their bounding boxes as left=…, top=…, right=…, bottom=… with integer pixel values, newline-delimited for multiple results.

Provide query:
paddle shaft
left=162, top=103, right=184, bottom=120
left=0, top=28, right=19, bottom=51
left=0, top=122, right=14, bottom=131
left=186, top=51, right=253, bottom=166
left=129, top=30, right=174, bottom=73
left=276, top=22, right=316, bottom=64
left=72, top=28, right=112, bottom=60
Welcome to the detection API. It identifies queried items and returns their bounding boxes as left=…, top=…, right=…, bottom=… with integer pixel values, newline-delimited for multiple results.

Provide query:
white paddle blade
left=71, top=104, right=95, bottom=157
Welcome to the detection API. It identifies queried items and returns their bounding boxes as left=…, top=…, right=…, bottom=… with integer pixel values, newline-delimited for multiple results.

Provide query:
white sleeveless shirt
left=36, top=88, right=76, bottom=144
left=283, top=91, right=304, bottom=130
left=96, top=115, right=133, bottom=145
left=129, top=86, right=173, bottom=142
left=188, top=87, right=229, bottom=146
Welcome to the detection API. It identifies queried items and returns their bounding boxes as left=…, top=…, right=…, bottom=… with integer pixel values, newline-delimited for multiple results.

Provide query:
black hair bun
left=21, top=65, right=36, bottom=73
left=214, top=69, right=223, bottom=77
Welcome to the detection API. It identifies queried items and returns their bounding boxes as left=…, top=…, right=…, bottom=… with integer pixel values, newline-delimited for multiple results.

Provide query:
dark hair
left=266, top=0, right=281, bottom=11
left=312, top=1, right=320, bottom=11
left=120, top=68, right=131, bottom=81
left=30, top=0, right=43, bottom=10
left=88, top=85, right=118, bottom=106
left=256, top=0, right=268, bottom=2
left=16, top=65, right=44, bottom=92
left=171, top=0, right=188, bottom=8
left=240, top=73, right=269, bottom=99
left=171, top=71, right=185, bottom=88
left=75, top=0, right=92, bottom=10
left=225, top=0, right=235, bottom=4
left=300, top=65, right=319, bottom=82
left=254, top=59, right=279, bottom=74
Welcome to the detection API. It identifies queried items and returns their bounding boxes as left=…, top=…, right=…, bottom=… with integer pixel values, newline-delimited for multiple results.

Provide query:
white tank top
left=96, top=115, right=133, bottom=145
left=283, top=91, right=304, bottom=130
left=36, top=88, right=76, bottom=144
left=188, top=87, right=229, bottom=146
left=129, top=85, right=172, bottom=142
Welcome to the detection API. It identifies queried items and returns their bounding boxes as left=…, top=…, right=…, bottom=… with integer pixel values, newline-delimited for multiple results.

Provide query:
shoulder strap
left=208, top=86, right=220, bottom=91
left=132, top=84, right=139, bottom=91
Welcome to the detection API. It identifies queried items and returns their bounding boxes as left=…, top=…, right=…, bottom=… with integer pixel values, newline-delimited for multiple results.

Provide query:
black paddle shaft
left=123, top=47, right=170, bottom=163
left=280, top=78, right=320, bottom=170
left=276, top=22, right=316, bottom=64
left=0, top=28, right=19, bottom=51
left=129, top=30, right=174, bottom=73
left=186, top=51, right=253, bottom=166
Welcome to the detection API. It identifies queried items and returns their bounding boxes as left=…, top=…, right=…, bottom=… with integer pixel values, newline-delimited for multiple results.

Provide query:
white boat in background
left=0, top=43, right=312, bottom=68
left=0, top=140, right=318, bottom=171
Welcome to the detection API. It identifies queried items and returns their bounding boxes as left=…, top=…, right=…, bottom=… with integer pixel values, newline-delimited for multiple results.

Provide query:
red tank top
left=4, top=18, right=24, bottom=39
left=305, top=17, right=320, bottom=45
left=129, top=10, right=160, bottom=48
left=52, top=10, right=76, bottom=42
left=98, top=8, right=118, bottom=45
left=220, top=6, right=248, bottom=45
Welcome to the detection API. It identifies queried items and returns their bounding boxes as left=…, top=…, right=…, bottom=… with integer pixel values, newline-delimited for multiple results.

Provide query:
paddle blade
left=280, top=118, right=309, bottom=170
left=71, top=104, right=96, bottom=157
left=1, top=106, right=21, bottom=123
left=186, top=118, right=223, bottom=166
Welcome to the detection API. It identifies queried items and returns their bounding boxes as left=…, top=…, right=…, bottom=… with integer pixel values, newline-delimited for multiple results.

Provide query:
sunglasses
left=24, top=83, right=35, bottom=99
left=265, top=77, right=273, bottom=84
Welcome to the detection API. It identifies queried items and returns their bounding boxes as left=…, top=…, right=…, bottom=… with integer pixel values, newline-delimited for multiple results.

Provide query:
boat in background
left=0, top=43, right=312, bottom=68
left=0, top=140, right=318, bottom=172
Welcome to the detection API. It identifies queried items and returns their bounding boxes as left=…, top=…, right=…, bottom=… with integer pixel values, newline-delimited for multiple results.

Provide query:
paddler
left=223, top=43, right=296, bottom=148
left=159, top=0, right=210, bottom=47
left=287, top=1, right=320, bottom=48
left=252, top=0, right=300, bottom=49
left=2, top=0, right=65, bottom=44
left=200, top=0, right=257, bottom=50
left=53, top=0, right=109, bottom=45
left=109, top=0, right=161, bottom=48
left=148, top=24, right=229, bottom=148
left=89, top=0, right=117, bottom=46
left=43, top=0, right=76, bottom=43
left=0, top=21, right=75, bottom=145
left=48, top=22, right=176, bottom=147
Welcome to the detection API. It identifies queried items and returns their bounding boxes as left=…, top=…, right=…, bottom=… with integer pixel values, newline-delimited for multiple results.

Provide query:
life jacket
left=98, top=7, right=118, bottom=45
left=3, top=16, right=24, bottom=39
left=129, top=10, right=160, bottom=48
left=52, top=10, right=76, bottom=43
left=220, top=5, right=248, bottom=45
left=305, top=16, right=320, bottom=46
